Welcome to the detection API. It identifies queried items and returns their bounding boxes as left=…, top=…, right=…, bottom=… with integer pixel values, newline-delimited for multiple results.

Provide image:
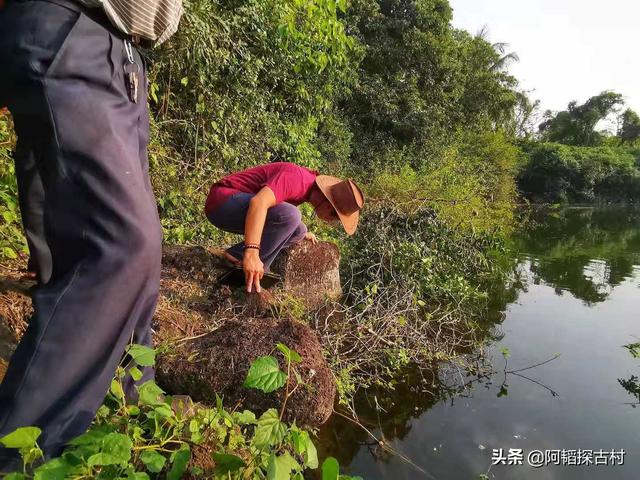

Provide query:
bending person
left=205, top=162, right=365, bottom=292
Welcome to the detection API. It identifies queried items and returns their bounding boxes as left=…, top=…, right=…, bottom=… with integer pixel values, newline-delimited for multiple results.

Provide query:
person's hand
left=243, top=249, right=264, bottom=293
left=304, top=232, right=318, bottom=244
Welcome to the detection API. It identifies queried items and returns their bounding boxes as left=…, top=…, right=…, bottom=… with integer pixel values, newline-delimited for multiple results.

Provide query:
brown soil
left=154, top=245, right=232, bottom=340
left=186, top=443, right=217, bottom=478
left=0, top=267, right=32, bottom=339
left=157, top=317, right=336, bottom=427
left=0, top=263, right=32, bottom=382
left=155, top=245, right=283, bottom=339
left=0, top=245, right=337, bottom=424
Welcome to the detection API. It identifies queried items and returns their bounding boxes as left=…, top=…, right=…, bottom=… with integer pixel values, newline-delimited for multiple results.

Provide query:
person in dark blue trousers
left=0, top=0, right=172, bottom=470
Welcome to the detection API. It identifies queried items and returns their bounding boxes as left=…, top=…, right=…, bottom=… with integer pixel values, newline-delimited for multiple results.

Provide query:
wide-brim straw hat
left=315, top=175, right=365, bottom=236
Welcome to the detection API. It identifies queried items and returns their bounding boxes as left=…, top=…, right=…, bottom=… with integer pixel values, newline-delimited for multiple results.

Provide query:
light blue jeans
left=207, top=192, right=307, bottom=271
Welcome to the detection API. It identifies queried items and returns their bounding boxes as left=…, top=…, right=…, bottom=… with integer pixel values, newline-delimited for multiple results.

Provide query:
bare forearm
left=242, top=187, right=276, bottom=293
left=244, top=197, right=269, bottom=246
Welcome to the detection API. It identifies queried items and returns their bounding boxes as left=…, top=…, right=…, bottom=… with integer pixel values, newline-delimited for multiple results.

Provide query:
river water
left=320, top=207, right=640, bottom=480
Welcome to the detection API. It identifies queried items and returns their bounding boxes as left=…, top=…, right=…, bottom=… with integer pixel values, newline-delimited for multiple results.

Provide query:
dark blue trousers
left=0, top=0, right=162, bottom=466
left=15, top=147, right=51, bottom=283
left=207, top=192, right=307, bottom=271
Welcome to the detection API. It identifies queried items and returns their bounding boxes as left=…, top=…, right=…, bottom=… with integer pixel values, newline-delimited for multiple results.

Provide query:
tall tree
left=342, top=0, right=518, bottom=171
left=538, top=91, right=624, bottom=146
left=503, top=90, right=540, bottom=138
left=618, top=108, right=640, bottom=143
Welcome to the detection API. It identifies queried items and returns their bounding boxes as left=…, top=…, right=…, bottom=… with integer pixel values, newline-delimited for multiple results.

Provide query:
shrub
left=368, top=131, right=519, bottom=233
left=0, top=110, right=25, bottom=262
left=517, top=142, right=640, bottom=203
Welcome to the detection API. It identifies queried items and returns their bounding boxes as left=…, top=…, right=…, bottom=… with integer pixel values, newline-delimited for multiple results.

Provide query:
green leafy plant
left=0, top=110, right=26, bottom=261
left=0, top=344, right=361, bottom=479
left=623, top=342, right=640, bottom=358
left=321, top=456, right=362, bottom=480
left=243, top=356, right=287, bottom=394
left=517, top=141, right=640, bottom=203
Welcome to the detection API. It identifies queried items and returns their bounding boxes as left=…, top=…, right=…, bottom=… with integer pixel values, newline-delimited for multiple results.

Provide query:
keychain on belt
left=124, top=40, right=139, bottom=103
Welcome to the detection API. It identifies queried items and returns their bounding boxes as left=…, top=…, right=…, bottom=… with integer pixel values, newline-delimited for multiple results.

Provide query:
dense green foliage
left=145, top=0, right=521, bottom=245
left=517, top=141, right=640, bottom=203
left=619, top=109, right=640, bottom=144
left=538, top=91, right=624, bottom=146
left=147, top=0, right=358, bottom=243
left=340, top=0, right=518, bottom=173
left=0, top=111, right=25, bottom=260
left=344, top=202, right=507, bottom=312
left=517, top=93, right=640, bottom=203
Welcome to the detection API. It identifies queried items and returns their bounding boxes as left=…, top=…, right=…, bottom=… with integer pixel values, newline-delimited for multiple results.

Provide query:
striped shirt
left=75, top=0, right=183, bottom=45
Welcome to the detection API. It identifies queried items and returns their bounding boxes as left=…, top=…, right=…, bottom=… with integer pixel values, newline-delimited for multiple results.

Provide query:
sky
left=448, top=0, right=640, bottom=125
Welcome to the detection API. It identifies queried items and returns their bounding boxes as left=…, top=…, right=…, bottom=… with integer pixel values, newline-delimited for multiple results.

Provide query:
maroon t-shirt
left=205, top=162, right=319, bottom=215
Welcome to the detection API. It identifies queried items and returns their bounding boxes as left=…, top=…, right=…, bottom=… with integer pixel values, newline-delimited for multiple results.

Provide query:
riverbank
left=3, top=207, right=639, bottom=479
left=0, top=1, right=528, bottom=475
left=319, top=206, right=640, bottom=479
left=0, top=216, right=510, bottom=477
left=0, top=210, right=510, bottom=408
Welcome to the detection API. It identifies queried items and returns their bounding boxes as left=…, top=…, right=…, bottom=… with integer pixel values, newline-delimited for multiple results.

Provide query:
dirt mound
left=0, top=277, right=31, bottom=339
left=0, top=245, right=340, bottom=421
left=0, top=268, right=33, bottom=382
left=156, top=317, right=336, bottom=427
left=154, top=245, right=236, bottom=340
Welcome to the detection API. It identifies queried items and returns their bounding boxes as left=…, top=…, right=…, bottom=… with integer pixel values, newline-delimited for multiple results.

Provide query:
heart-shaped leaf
left=212, top=452, right=245, bottom=474
left=0, top=427, right=41, bottom=449
left=126, top=345, right=156, bottom=367
left=140, top=450, right=166, bottom=473
left=252, top=409, right=287, bottom=448
left=243, top=356, right=286, bottom=393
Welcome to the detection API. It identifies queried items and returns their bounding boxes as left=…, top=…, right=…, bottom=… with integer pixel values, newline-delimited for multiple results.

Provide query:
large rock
left=271, top=241, right=342, bottom=309
left=156, top=318, right=336, bottom=427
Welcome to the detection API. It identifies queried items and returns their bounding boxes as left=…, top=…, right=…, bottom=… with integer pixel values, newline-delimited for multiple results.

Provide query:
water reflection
left=319, top=207, right=640, bottom=480
left=514, top=207, right=640, bottom=304
left=316, top=368, right=464, bottom=474
left=618, top=341, right=640, bottom=408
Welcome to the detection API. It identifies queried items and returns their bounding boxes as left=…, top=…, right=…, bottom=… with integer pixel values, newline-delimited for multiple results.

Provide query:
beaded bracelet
left=243, top=243, right=261, bottom=251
